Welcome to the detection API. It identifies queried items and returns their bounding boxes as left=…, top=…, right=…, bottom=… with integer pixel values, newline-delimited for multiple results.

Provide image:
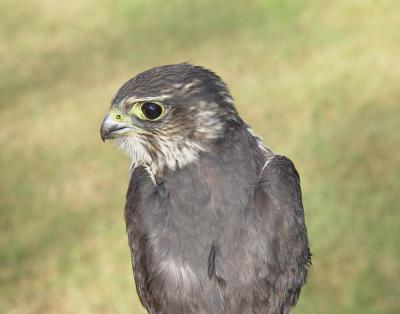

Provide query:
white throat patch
left=114, top=135, right=207, bottom=177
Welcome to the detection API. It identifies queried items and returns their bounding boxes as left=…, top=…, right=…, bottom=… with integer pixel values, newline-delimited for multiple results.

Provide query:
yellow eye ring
left=130, top=102, right=165, bottom=121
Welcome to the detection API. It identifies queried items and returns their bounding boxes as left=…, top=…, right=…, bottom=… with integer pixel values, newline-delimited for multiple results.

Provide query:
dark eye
left=141, top=102, right=164, bottom=120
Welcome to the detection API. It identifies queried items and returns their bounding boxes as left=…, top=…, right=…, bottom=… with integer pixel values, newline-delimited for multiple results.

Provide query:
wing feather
left=215, top=155, right=311, bottom=313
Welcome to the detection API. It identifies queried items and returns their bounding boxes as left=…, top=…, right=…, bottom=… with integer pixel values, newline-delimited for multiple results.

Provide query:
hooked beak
left=100, top=114, right=133, bottom=142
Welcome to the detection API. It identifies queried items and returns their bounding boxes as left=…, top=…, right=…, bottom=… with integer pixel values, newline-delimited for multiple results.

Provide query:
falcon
left=100, top=63, right=311, bottom=314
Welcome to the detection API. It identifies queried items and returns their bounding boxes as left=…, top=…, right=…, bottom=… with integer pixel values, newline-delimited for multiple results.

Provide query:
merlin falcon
left=100, top=63, right=311, bottom=314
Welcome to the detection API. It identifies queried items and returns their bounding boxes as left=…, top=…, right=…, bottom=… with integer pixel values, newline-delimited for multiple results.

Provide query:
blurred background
left=1, top=0, right=399, bottom=313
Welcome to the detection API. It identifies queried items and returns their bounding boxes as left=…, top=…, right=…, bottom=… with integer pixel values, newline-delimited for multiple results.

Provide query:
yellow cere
left=108, top=109, right=130, bottom=123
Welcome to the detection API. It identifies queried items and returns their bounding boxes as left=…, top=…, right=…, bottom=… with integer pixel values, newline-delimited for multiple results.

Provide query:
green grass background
left=1, top=0, right=399, bottom=313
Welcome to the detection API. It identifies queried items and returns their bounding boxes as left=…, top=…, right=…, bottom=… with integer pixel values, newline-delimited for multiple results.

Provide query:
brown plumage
left=101, top=63, right=311, bottom=313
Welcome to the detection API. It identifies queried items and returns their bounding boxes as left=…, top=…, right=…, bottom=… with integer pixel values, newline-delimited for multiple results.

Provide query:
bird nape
left=100, top=63, right=311, bottom=314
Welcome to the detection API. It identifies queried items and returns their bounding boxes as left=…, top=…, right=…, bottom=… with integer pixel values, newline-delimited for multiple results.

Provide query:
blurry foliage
left=1, top=0, right=399, bottom=313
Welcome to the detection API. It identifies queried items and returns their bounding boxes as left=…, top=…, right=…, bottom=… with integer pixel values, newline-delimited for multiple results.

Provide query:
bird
left=100, top=63, right=311, bottom=314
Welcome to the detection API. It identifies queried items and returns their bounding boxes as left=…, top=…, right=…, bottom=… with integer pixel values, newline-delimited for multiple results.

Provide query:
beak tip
left=100, top=115, right=109, bottom=142
left=100, top=113, right=131, bottom=142
left=100, top=130, right=106, bottom=142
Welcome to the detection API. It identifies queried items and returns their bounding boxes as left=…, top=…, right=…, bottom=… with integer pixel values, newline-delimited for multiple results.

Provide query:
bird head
left=100, top=63, right=240, bottom=175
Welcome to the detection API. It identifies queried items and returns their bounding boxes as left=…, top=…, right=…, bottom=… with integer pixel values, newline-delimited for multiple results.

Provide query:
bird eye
left=140, top=102, right=164, bottom=120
